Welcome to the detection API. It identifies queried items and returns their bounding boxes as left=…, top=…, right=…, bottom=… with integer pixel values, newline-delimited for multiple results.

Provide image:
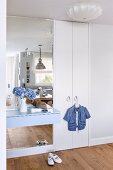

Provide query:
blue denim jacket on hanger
left=63, top=105, right=91, bottom=131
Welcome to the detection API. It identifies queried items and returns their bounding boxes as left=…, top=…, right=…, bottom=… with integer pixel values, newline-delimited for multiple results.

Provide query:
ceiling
left=7, top=0, right=113, bottom=56
left=7, top=0, right=113, bottom=25
left=7, top=17, right=53, bottom=56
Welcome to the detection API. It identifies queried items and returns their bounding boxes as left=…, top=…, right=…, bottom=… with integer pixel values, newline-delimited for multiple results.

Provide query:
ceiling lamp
left=67, top=2, right=103, bottom=22
left=36, top=45, right=46, bottom=69
left=24, top=48, right=32, bottom=57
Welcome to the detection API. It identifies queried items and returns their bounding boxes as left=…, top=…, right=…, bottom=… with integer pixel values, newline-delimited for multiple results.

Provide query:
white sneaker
left=48, top=153, right=62, bottom=164
left=48, top=156, right=54, bottom=166
left=36, top=139, right=48, bottom=145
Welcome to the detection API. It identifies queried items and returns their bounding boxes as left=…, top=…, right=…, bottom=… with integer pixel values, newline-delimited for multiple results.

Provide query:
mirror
left=6, top=16, right=53, bottom=150
left=7, top=125, right=53, bottom=149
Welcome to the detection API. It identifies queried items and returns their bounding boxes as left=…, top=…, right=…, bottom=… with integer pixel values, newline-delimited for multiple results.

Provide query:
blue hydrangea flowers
left=13, top=87, right=36, bottom=100
left=25, top=88, right=36, bottom=100
left=13, top=87, right=26, bottom=98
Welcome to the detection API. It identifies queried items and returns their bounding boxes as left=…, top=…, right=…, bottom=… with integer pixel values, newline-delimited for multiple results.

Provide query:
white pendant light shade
left=67, top=2, right=103, bottom=22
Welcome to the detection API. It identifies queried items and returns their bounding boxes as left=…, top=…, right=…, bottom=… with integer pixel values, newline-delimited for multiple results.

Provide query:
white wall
left=90, top=24, right=113, bottom=145
left=0, top=0, right=6, bottom=169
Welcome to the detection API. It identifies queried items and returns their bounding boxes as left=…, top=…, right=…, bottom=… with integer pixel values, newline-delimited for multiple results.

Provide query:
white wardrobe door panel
left=72, top=125, right=89, bottom=148
left=53, top=20, right=73, bottom=150
left=90, top=24, right=113, bottom=140
left=72, top=23, right=89, bottom=147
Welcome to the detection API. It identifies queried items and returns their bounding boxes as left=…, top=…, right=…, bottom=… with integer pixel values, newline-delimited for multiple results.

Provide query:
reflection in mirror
left=6, top=16, right=53, bottom=150
left=7, top=125, right=53, bottom=149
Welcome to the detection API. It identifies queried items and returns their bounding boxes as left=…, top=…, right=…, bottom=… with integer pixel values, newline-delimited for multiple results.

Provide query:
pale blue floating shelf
left=7, top=108, right=61, bottom=128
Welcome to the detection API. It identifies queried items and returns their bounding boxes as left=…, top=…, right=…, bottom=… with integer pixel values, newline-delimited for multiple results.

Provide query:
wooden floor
left=7, top=125, right=52, bottom=149
left=7, top=143, right=113, bottom=170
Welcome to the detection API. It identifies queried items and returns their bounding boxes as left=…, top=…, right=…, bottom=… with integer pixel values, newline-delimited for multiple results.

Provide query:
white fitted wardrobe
left=53, top=21, right=89, bottom=150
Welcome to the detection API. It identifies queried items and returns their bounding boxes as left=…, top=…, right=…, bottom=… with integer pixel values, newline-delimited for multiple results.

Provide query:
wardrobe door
left=72, top=23, right=89, bottom=148
left=53, top=20, right=73, bottom=150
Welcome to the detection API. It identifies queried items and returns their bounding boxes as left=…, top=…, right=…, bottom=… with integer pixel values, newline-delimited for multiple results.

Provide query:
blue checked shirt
left=63, top=105, right=91, bottom=131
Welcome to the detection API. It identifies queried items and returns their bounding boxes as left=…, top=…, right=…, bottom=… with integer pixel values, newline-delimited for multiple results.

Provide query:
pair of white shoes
left=36, top=139, right=48, bottom=146
left=48, top=153, right=62, bottom=166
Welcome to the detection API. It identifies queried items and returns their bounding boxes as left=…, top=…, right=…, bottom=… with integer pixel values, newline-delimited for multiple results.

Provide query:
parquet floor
left=7, top=143, right=113, bottom=170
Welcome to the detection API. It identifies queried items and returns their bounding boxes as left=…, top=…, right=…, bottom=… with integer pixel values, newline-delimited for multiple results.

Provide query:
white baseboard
left=7, top=137, right=113, bottom=159
left=7, top=145, right=54, bottom=159
left=89, top=136, right=113, bottom=146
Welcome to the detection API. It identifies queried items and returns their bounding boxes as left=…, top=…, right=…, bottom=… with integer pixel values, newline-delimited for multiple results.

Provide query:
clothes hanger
left=74, top=96, right=80, bottom=108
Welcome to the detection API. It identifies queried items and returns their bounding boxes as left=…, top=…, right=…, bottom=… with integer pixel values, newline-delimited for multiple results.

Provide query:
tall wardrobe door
left=72, top=23, right=89, bottom=148
left=53, top=20, right=73, bottom=150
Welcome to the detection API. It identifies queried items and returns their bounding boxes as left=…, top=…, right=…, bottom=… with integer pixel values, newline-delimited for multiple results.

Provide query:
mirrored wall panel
left=6, top=16, right=54, bottom=149
left=7, top=125, right=53, bottom=149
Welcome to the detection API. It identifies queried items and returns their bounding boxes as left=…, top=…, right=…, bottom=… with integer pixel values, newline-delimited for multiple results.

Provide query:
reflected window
left=35, top=72, right=53, bottom=85
left=34, top=55, right=53, bottom=85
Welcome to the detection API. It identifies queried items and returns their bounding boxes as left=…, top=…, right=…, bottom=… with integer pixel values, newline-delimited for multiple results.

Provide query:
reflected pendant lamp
left=36, top=45, right=46, bottom=69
